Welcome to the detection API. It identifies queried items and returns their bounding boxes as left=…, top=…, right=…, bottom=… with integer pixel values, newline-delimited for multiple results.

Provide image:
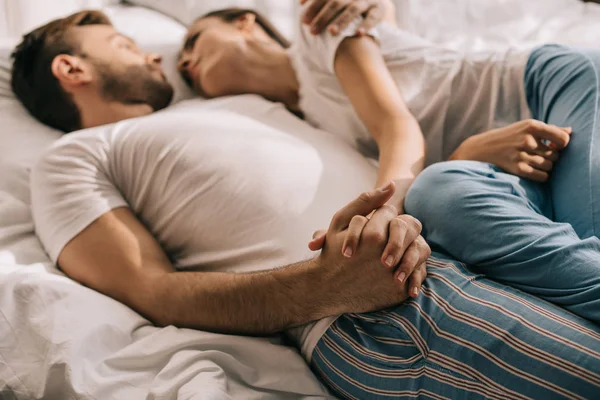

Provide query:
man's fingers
left=302, top=0, right=328, bottom=25
left=308, top=229, right=328, bottom=251
left=381, top=215, right=422, bottom=269
left=311, top=0, right=347, bottom=34
left=525, top=120, right=571, bottom=150
left=407, top=263, right=427, bottom=298
left=329, top=181, right=395, bottom=232
left=341, top=215, right=369, bottom=257
left=394, top=236, right=430, bottom=286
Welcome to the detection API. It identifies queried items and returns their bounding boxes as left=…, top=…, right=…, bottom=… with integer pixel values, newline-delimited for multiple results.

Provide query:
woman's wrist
left=449, top=137, right=475, bottom=161
left=385, top=177, right=414, bottom=214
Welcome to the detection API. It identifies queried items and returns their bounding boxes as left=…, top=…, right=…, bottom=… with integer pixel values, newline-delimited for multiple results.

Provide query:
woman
left=177, top=3, right=600, bottom=399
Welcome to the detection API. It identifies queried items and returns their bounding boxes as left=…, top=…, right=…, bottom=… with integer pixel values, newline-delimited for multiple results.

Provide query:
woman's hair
left=200, top=8, right=290, bottom=48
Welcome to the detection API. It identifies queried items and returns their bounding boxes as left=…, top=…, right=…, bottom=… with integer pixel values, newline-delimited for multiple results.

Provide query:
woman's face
left=178, top=14, right=271, bottom=97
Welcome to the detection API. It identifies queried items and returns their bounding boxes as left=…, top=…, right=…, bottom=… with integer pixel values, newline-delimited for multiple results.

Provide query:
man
left=12, top=4, right=599, bottom=400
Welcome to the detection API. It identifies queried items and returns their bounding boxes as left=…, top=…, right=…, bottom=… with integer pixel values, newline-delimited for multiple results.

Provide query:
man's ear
left=234, top=13, right=257, bottom=33
left=50, top=54, right=92, bottom=89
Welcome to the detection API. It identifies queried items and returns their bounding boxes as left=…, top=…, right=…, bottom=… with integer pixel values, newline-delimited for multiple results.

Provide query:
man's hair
left=11, top=10, right=112, bottom=133
left=201, top=8, right=290, bottom=49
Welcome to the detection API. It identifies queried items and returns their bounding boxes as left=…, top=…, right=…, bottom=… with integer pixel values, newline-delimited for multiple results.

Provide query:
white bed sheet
left=3, top=0, right=600, bottom=399
left=401, top=0, right=600, bottom=51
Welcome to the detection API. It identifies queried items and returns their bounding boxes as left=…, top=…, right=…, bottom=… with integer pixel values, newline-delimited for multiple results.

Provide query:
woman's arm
left=334, top=35, right=425, bottom=212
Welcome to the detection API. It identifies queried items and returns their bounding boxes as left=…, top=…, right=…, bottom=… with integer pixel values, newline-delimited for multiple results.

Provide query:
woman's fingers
left=329, top=181, right=395, bottom=233
left=381, top=215, right=421, bottom=269
left=310, top=0, right=347, bottom=34
left=358, top=3, right=382, bottom=33
left=515, top=161, right=550, bottom=182
left=302, top=0, right=380, bottom=35
left=520, top=131, right=561, bottom=162
left=394, top=236, right=430, bottom=287
left=302, top=0, right=328, bottom=25
left=529, top=145, right=559, bottom=162
left=328, top=5, right=360, bottom=34
left=520, top=151, right=553, bottom=172
left=525, top=119, right=571, bottom=150
left=342, top=215, right=369, bottom=257
left=407, top=262, right=428, bottom=298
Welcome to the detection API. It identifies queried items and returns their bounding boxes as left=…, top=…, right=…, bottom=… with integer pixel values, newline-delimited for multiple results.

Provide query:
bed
left=1, top=0, right=600, bottom=399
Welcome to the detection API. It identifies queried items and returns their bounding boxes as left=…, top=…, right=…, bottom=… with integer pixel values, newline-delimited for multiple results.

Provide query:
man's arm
left=59, top=207, right=326, bottom=335
left=58, top=183, right=426, bottom=335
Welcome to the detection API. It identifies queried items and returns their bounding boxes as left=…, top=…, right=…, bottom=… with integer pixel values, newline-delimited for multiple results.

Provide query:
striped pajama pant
left=312, top=256, right=600, bottom=399
left=312, top=46, right=600, bottom=398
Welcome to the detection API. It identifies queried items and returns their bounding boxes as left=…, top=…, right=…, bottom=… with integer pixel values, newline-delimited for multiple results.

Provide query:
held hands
left=450, top=119, right=572, bottom=182
left=300, top=0, right=391, bottom=36
left=310, top=182, right=430, bottom=316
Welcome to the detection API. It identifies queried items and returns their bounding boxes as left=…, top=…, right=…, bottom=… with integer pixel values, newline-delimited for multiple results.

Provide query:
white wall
left=0, top=0, right=411, bottom=40
left=0, top=0, right=120, bottom=39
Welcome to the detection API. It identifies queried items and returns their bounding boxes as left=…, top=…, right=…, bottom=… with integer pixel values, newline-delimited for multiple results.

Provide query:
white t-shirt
left=30, top=96, right=377, bottom=361
left=289, top=19, right=532, bottom=166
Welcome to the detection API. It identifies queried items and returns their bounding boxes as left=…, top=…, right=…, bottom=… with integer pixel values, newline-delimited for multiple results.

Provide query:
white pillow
left=127, top=0, right=265, bottom=26
left=2, top=0, right=121, bottom=38
left=127, top=0, right=300, bottom=38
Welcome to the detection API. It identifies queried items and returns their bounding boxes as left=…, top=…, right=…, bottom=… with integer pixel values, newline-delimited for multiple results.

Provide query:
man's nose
left=147, top=53, right=163, bottom=65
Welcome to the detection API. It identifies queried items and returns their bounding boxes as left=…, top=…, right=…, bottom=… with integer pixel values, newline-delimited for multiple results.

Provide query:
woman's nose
left=177, top=56, right=191, bottom=72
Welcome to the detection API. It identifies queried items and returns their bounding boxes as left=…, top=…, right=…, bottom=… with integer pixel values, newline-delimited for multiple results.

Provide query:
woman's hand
left=450, top=119, right=572, bottom=182
left=300, top=0, right=396, bottom=36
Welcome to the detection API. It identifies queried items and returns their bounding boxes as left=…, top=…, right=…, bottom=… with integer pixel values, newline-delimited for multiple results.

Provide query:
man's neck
left=235, top=41, right=300, bottom=111
left=76, top=92, right=153, bottom=129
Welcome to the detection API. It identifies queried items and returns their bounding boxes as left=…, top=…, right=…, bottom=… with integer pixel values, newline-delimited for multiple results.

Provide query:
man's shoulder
left=31, top=124, right=116, bottom=182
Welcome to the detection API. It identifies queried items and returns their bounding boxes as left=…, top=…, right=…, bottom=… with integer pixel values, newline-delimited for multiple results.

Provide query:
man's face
left=71, top=24, right=174, bottom=111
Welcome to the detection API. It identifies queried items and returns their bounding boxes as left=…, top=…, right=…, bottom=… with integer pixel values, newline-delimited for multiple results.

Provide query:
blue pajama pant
left=312, top=45, right=600, bottom=398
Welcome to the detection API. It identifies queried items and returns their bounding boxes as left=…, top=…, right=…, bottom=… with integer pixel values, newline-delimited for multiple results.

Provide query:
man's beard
left=95, top=61, right=174, bottom=112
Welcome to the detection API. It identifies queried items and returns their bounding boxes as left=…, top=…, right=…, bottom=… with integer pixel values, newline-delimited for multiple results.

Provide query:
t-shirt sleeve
left=296, top=14, right=381, bottom=75
left=30, top=134, right=129, bottom=264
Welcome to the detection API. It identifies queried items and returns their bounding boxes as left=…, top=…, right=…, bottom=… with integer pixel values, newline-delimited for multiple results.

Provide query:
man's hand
left=311, top=182, right=430, bottom=314
left=300, top=0, right=395, bottom=36
left=450, top=119, right=572, bottom=182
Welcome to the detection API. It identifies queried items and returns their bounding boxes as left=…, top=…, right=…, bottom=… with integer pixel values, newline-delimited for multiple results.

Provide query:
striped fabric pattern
left=312, top=255, right=600, bottom=400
